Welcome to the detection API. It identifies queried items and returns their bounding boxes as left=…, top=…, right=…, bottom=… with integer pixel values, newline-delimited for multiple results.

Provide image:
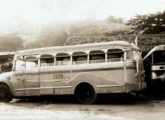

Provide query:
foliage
left=25, top=17, right=130, bottom=49
left=68, top=20, right=130, bottom=36
left=0, top=34, right=24, bottom=52
left=105, top=15, right=124, bottom=24
left=25, top=23, right=68, bottom=49
left=65, top=34, right=165, bottom=52
left=127, top=11, right=165, bottom=34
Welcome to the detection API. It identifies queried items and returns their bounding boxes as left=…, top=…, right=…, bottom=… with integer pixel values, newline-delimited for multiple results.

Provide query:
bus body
left=143, top=45, right=165, bottom=88
left=0, top=41, right=146, bottom=104
left=0, top=52, right=15, bottom=73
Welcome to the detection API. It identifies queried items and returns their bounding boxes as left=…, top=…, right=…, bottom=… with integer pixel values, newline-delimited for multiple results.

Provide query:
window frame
left=56, top=53, right=71, bottom=66
left=152, top=50, right=165, bottom=65
left=107, top=49, right=124, bottom=62
left=72, top=52, right=88, bottom=65
left=40, top=54, right=55, bottom=67
left=14, top=55, right=25, bottom=70
left=24, top=56, right=38, bottom=69
left=89, top=50, right=105, bottom=64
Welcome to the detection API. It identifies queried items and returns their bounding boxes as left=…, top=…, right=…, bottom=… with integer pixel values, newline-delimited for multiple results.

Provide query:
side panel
left=10, top=70, right=25, bottom=96
left=39, top=67, right=71, bottom=95
left=24, top=69, right=40, bottom=96
left=125, top=62, right=137, bottom=83
left=39, top=68, right=54, bottom=95
left=125, top=61, right=146, bottom=92
left=69, top=62, right=125, bottom=94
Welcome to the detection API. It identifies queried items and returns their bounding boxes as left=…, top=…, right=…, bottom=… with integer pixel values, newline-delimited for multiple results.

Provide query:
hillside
left=65, top=34, right=165, bottom=52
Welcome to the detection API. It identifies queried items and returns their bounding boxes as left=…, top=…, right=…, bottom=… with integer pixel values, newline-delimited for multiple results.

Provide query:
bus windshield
left=153, top=51, right=165, bottom=65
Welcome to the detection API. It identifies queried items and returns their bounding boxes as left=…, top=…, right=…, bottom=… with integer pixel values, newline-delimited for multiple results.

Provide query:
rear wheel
left=0, top=84, right=12, bottom=102
left=75, top=83, right=97, bottom=104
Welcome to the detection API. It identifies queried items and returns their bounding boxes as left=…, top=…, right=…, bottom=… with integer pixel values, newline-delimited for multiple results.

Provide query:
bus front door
left=23, top=68, right=40, bottom=96
left=11, top=70, right=25, bottom=96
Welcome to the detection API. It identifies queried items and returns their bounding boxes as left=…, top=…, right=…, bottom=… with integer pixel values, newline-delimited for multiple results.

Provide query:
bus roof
left=17, top=41, right=139, bottom=56
left=0, top=52, right=15, bottom=56
left=143, top=44, right=165, bottom=61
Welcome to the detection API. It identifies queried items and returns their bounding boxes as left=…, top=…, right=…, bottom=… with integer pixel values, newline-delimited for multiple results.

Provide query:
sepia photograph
left=0, top=0, right=165, bottom=120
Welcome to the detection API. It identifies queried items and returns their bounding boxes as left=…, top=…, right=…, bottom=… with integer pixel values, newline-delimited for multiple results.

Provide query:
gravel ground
left=0, top=94, right=165, bottom=120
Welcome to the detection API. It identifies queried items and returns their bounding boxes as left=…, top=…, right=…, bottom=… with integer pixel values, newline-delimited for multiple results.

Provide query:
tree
left=25, top=23, right=68, bottom=49
left=0, top=33, right=24, bottom=51
left=127, top=11, right=165, bottom=34
left=106, top=15, right=124, bottom=24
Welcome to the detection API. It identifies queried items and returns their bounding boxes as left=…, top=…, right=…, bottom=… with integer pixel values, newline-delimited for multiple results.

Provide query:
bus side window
left=40, top=54, right=54, bottom=67
left=126, top=50, right=134, bottom=59
left=25, top=56, right=38, bottom=69
left=89, top=50, right=105, bottom=63
left=56, top=53, right=70, bottom=66
left=15, top=56, right=25, bottom=70
left=153, top=51, right=165, bottom=65
left=107, top=49, right=124, bottom=62
left=72, top=52, right=87, bottom=65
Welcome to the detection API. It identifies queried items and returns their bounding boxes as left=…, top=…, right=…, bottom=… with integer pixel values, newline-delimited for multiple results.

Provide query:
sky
left=0, top=0, right=165, bottom=34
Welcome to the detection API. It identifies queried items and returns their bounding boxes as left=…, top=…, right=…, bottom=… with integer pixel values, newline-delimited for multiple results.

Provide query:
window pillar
left=70, top=55, right=72, bottom=65
left=37, top=55, right=40, bottom=67
left=38, top=58, right=40, bottom=67
left=87, top=54, right=90, bottom=64
left=105, top=52, right=107, bottom=62
left=124, top=51, right=126, bottom=61
left=54, top=57, right=56, bottom=66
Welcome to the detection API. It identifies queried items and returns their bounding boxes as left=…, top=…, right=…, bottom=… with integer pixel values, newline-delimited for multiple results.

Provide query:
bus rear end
left=125, top=49, right=146, bottom=93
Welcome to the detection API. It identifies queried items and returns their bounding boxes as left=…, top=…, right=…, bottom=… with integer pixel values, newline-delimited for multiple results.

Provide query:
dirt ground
left=1, top=94, right=165, bottom=120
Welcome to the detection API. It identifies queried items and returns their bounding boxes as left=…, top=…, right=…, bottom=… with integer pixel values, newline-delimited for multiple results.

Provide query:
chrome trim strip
left=96, top=85, right=123, bottom=88
left=14, top=86, right=73, bottom=91
left=40, top=80, right=61, bottom=82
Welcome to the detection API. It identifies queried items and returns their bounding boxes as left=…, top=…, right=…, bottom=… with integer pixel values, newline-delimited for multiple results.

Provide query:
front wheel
left=75, top=83, right=97, bottom=104
left=0, top=84, right=12, bottom=102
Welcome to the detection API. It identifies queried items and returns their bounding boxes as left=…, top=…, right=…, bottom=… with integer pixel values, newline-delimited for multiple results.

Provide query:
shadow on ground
left=6, top=83, right=165, bottom=105
left=8, top=92, right=165, bottom=105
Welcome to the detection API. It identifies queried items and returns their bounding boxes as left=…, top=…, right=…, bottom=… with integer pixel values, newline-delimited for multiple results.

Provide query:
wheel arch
left=73, top=82, right=96, bottom=95
left=70, top=73, right=98, bottom=94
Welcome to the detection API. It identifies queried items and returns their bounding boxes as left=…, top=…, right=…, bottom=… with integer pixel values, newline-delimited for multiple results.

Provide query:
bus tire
left=0, top=84, right=12, bottom=102
left=75, top=83, right=97, bottom=104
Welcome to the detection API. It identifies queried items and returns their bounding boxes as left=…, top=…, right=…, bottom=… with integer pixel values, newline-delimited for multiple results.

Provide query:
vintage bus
left=143, top=45, right=165, bottom=90
left=0, top=41, right=146, bottom=104
left=0, top=52, right=15, bottom=73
